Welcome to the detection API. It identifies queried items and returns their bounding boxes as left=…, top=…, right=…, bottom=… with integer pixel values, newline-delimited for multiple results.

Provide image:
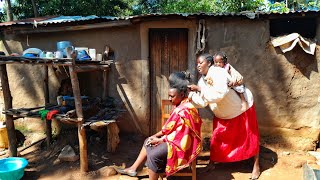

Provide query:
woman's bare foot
left=250, top=169, right=261, bottom=180
left=250, top=158, right=260, bottom=180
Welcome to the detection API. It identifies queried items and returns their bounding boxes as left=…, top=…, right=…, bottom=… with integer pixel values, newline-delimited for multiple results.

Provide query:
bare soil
left=0, top=128, right=313, bottom=180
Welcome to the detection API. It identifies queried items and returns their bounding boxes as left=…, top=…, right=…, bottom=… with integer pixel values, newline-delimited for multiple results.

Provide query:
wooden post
left=102, top=70, right=108, bottom=100
left=107, top=123, right=120, bottom=153
left=43, top=65, right=51, bottom=147
left=0, top=64, right=17, bottom=156
left=67, top=49, right=88, bottom=172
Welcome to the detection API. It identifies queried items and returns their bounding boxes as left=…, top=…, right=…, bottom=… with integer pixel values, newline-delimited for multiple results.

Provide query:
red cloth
left=210, top=105, right=259, bottom=162
left=162, top=99, right=202, bottom=177
left=46, top=110, right=59, bottom=120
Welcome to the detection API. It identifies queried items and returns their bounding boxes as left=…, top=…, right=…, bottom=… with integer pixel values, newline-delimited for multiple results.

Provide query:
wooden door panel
left=149, top=29, right=188, bottom=134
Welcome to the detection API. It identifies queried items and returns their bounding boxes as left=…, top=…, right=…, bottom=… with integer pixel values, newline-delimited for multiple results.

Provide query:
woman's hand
left=146, top=136, right=164, bottom=147
left=188, top=84, right=201, bottom=92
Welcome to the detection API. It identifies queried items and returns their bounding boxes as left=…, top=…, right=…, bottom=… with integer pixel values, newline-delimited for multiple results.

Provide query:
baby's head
left=214, top=51, right=228, bottom=68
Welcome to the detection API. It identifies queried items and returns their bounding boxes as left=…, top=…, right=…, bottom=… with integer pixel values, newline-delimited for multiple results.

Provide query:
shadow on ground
left=19, top=129, right=278, bottom=180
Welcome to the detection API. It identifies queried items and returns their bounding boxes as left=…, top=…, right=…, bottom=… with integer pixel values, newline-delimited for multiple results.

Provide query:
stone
left=58, top=145, right=79, bottom=162
left=53, top=158, right=61, bottom=165
left=293, top=160, right=306, bottom=168
left=282, top=151, right=290, bottom=156
left=99, top=166, right=117, bottom=177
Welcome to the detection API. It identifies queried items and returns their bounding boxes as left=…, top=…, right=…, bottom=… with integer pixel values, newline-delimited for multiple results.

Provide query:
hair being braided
left=168, top=71, right=191, bottom=95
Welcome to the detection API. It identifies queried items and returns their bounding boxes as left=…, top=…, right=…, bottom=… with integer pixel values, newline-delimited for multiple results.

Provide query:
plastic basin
left=0, top=157, right=28, bottom=180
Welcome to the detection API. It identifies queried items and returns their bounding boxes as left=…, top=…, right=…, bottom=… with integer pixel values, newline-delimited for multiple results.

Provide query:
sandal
left=114, top=167, right=137, bottom=177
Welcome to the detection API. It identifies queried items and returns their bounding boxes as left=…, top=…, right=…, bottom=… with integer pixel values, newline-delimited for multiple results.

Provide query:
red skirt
left=210, top=105, right=259, bottom=162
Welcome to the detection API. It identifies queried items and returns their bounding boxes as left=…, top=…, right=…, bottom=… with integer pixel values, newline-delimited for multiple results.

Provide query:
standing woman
left=188, top=53, right=260, bottom=179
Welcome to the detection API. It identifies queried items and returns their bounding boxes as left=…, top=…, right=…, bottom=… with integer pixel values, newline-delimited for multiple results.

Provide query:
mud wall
left=202, top=17, right=320, bottom=150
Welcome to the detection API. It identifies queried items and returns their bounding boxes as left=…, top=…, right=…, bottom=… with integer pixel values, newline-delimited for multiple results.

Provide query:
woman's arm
left=188, top=91, right=208, bottom=108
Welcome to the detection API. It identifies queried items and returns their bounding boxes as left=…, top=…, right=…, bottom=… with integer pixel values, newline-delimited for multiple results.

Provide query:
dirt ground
left=0, top=128, right=315, bottom=180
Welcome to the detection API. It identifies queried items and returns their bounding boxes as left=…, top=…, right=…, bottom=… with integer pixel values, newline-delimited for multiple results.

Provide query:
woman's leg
left=148, top=168, right=159, bottom=180
left=251, top=154, right=260, bottom=179
left=125, top=146, right=147, bottom=171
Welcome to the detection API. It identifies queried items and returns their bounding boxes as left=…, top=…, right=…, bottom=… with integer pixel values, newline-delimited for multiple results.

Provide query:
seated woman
left=115, top=71, right=203, bottom=179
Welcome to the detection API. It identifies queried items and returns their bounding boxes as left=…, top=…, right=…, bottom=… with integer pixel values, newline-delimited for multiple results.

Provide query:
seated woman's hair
left=214, top=51, right=228, bottom=64
left=168, top=71, right=190, bottom=94
left=199, top=53, right=214, bottom=65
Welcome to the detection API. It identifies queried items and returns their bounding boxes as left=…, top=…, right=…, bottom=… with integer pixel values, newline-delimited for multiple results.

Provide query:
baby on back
left=212, top=52, right=248, bottom=111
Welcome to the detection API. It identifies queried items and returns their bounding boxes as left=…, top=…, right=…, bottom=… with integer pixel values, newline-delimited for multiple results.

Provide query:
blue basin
left=0, top=157, right=28, bottom=180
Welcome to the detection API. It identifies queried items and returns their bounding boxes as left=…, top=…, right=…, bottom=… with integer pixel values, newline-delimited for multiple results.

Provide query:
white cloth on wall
left=271, top=33, right=316, bottom=55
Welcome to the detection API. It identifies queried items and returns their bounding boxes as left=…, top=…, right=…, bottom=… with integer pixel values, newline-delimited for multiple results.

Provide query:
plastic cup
left=96, top=54, right=102, bottom=61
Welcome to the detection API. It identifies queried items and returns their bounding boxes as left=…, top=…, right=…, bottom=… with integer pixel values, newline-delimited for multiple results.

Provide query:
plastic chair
left=160, top=99, right=197, bottom=180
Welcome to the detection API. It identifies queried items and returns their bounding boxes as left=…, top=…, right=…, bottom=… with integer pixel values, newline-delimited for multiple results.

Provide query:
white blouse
left=189, top=66, right=254, bottom=119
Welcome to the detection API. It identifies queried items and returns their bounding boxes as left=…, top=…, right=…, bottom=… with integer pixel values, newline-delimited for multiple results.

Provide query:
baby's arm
left=229, top=65, right=243, bottom=86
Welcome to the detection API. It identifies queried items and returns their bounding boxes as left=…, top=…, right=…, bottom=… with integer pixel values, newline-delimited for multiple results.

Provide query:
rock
left=99, top=166, right=117, bottom=177
left=293, top=160, right=306, bottom=168
left=58, top=145, right=79, bottom=162
left=282, top=151, right=290, bottom=156
left=53, top=158, right=61, bottom=165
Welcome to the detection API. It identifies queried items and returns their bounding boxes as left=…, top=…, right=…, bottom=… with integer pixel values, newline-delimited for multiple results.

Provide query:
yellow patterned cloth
left=162, top=99, right=202, bottom=176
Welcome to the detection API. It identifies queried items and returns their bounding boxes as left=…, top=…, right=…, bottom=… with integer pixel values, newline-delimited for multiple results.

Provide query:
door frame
left=139, top=19, right=197, bottom=135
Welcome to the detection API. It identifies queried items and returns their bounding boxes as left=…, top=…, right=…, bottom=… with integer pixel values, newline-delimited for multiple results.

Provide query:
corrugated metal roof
left=39, top=15, right=99, bottom=24
left=0, top=15, right=118, bottom=27
left=0, top=10, right=318, bottom=27
left=0, top=16, right=58, bottom=26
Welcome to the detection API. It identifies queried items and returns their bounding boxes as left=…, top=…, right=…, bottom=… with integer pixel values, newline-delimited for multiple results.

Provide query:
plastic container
left=56, top=41, right=72, bottom=52
left=62, top=96, right=88, bottom=106
left=0, top=157, right=28, bottom=180
left=0, top=125, right=9, bottom=148
left=57, top=41, right=72, bottom=57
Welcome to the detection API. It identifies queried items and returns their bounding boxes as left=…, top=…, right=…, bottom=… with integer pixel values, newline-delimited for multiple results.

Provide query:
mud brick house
left=0, top=11, right=319, bottom=151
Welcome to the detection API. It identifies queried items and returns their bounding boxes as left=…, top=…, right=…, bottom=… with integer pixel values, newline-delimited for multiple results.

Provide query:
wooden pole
left=102, top=70, right=108, bottom=100
left=67, top=48, right=88, bottom=172
left=0, top=64, right=17, bottom=156
left=44, top=65, right=51, bottom=147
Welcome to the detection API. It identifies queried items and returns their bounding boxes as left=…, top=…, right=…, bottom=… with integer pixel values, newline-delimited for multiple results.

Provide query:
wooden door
left=149, top=28, right=188, bottom=134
